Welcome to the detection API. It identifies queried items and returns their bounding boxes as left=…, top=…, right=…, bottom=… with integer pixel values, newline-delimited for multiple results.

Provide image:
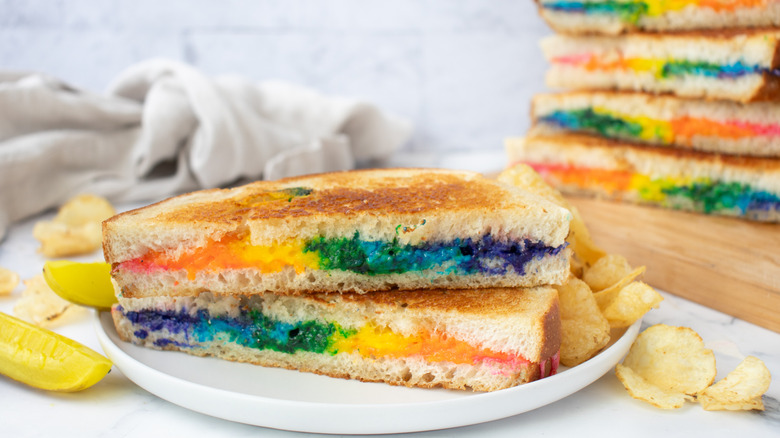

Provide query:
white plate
left=95, top=311, right=641, bottom=435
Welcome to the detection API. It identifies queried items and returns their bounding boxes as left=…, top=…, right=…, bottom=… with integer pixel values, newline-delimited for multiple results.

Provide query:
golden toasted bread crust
left=322, top=286, right=554, bottom=317
left=631, top=27, right=780, bottom=39
left=537, top=133, right=780, bottom=171
left=533, top=89, right=779, bottom=105
left=155, top=170, right=521, bottom=224
left=539, top=296, right=561, bottom=361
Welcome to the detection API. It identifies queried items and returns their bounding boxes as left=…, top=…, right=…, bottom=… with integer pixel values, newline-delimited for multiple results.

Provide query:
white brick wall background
left=0, top=0, right=552, bottom=155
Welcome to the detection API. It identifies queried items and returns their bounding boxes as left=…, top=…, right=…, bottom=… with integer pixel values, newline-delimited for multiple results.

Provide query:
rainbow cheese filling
left=541, top=0, right=774, bottom=22
left=538, top=107, right=780, bottom=146
left=526, top=162, right=780, bottom=216
left=118, top=186, right=565, bottom=280
left=551, top=54, right=778, bottom=80
left=116, top=304, right=558, bottom=377
left=119, top=233, right=565, bottom=280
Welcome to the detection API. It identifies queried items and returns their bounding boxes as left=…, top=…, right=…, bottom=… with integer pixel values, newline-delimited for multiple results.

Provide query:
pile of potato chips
left=617, top=325, right=771, bottom=410
left=498, top=164, right=771, bottom=411
left=13, top=275, right=86, bottom=327
left=499, top=164, right=663, bottom=367
left=32, top=194, right=115, bottom=257
left=3, top=194, right=114, bottom=327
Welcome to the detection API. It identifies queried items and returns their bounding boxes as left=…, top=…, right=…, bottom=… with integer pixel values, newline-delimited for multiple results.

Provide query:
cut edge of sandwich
left=539, top=30, right=780, bottom=103
left=505, top=133, right=780, bottom=222
left=529, top=90, right=780, bottom=156
left=111, top=286, right=562, bottom=392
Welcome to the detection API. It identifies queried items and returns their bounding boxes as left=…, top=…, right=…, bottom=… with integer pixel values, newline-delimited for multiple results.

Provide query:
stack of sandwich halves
left=104, top=168, right=571, bottom=392
left=507, top=0, right=780, bottom=222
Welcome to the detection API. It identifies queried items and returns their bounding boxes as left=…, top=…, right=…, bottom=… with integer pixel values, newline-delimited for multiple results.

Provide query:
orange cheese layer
left=127, top=235, right=319, bottom=280
left=330, top=323, right=529, bottom=370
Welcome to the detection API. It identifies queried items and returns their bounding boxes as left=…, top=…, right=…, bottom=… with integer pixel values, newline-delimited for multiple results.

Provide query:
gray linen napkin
left=0, top=59, right=412, bottom=240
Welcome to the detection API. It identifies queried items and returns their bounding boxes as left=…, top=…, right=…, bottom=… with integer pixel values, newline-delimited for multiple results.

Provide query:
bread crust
left=156, top=170, right=522, bottom=222
left=622, top=27, right=780, bottom=40
left=752, top=43, right=780, bottom=102
left=106, top=168, right=547, bottom=226
left=529, top=133, right=780, bottom=171
left=532, top=89, right=780, bottom=106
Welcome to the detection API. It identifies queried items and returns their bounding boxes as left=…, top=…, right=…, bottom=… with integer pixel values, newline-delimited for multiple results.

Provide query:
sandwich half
left=535, top=0, right=780, bottom=35
left=531, top=91, right=780, bottom=156
left=541, top=29, right=780, bottom=103
left=103, top=168, right=571, bottom=298
left=111, top=286, right=561, bottom=392
left=506, top=134, right=780, bottom=222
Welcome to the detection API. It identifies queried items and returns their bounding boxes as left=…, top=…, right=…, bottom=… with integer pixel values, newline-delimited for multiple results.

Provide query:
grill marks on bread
left=156, top=172, right=518, bottom=225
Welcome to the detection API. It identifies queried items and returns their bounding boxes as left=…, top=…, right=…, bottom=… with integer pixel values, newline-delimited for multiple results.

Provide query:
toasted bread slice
left=506, top=134, right=780, bottom=222
left=535, top=0, right=780, bottom=35
left=531, top=91, right=780, bottom=157
left=112, top=286, right=561, bottom=392
left=541, top=29, right=780, bottom=103
left=103, top=168, right=571, bottom=297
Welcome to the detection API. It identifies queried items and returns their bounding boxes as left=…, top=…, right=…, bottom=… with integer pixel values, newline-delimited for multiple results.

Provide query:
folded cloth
left=0, top=59, right=412, bottom=240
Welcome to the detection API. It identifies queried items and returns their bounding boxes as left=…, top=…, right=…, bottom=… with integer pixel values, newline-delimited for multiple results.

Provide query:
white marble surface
left=1, top=154, right=779, bottom=437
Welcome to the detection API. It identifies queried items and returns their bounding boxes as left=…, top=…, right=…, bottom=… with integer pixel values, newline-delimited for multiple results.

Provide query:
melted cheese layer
left=538, top=107, right=780, bottom=147
left=120, top=306, right=534, bottom=373
left=542, top=0, right=772, bottom=22
left=551, top=54, right=766, bottom=79
left=119, top=233, right=565, bottom=279
left=527, top=162, right=780, bottom=215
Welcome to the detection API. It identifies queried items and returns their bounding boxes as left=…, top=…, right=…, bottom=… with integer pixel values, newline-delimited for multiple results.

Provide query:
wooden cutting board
left=566, top=196, right=780, bottom=333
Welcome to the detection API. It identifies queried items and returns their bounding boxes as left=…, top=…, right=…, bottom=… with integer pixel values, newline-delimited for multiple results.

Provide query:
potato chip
left=703, top=397, right=764, bottom=411
left=698, top=356, right=771, bottom=411
left=592, top=265, right=647, bottom=310
left=616, top=364, right=691, bottom=409
left=497, top=164, right=606, bottom=269
left=566, top=205, right=607, bottom=269
left=54, top=194, right=116, bottom=227
left=555, top=276, right=611, bottom=367
left=622, top=324, right=716, bottom=396
left=0, top=267, right=20, bottom=296
left=599, top=282, right=663, bottom=329
left=13, top=275, right=86, bottom=327
left=33, top=194, right=115, bottom=257
left=33, top=221, right=103, bottom=258
left=583, top=254, right=634, bottom=292
left=569, top=254, right=585, bottom=278
left=497, top=163, right=568, bottom=206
